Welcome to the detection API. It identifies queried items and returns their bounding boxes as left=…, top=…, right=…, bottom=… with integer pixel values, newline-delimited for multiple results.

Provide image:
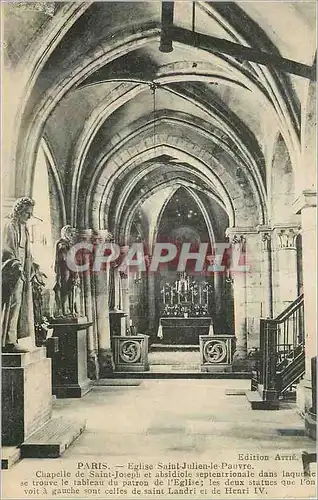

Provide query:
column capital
left=75, top=228, right=114, bottom=244
left=256, top=225, right=272, bottom=251
left=261, top=232, right=272, bottom=251
left=293, top=190, right=317, bottom=214
left=92, top=229, right=114, bottom=243
left=225, top=227, right=258, bottom=248
left=272, top=224, right=300, bottom=249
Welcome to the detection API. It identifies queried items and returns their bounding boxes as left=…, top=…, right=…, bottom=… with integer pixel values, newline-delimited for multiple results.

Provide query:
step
left=21, top=417, right=86, bottom=458
left=109, top=371, right=251, bottom=379
left=150, top=344, right=200, bottom=352
left=1, top=447, right=21, bottom=469
left=245, top=390, right=280, bottom=410
left=150, top=364, right=200, bottom=371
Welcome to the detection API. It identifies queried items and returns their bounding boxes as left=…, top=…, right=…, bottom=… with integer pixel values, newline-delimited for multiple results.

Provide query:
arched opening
left=123, top=183, right=234, bottom=371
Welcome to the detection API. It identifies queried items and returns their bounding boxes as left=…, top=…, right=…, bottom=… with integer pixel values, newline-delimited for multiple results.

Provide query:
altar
left=158, top=317, right=213, bottom=345
left=157, top=272, right=214, bottom=345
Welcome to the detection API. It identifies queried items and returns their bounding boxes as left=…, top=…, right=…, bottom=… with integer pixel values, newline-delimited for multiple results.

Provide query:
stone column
left=120, top=271, right=130, bottom=333
left=244, top=230, right=263, bottom=350
left=257, top=226, right=273, bottom=318
left=93, top=229, right=114, bottom=376
left=225, top=228, right=248, bottom=370
left=108, top=264, right=115, bottom=310
left=76, top=229, right=99, bottom=379
left=293, top=191, right=317, bottom=417
left=272, top=225, right=299, bottom=315
left=213, top=270, right=222, bottom=316
left=114, top=266, right=122, bottom=311
left=148, top=266, right=156, bottom=335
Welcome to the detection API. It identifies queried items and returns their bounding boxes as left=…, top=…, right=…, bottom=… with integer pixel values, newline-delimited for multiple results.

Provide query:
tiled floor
left=2, top=379, right=316, bottom=499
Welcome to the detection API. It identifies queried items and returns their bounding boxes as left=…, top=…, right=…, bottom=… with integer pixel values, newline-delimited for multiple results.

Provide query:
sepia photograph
left=1, top=1, right=317, bottom=499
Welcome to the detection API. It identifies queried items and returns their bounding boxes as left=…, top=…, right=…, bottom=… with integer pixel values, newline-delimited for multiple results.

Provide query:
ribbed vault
left=2, top=1, right=316, bottom=236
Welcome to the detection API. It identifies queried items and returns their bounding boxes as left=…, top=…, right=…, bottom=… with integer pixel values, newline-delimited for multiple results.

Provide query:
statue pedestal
left=1, top=347, right=86, bottom=463
left=49, top=320, right=92, bottom=398
left=2, top=347, right=52, bottom=446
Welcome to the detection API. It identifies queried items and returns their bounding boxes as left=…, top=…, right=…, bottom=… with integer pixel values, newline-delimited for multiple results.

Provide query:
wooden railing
left=255, top=294, right=305, bottom=402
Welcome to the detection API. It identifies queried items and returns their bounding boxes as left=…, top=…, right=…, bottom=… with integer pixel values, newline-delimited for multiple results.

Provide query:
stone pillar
left=114, top=266, right=123, bottom=311
left=120, top=271, right=130, bottom=333
left=148, top=269, right=156, bottom=335
left=258, top=226, right=273, bottom=318
left=272, top=225, right=299, bottom=315
left=93, top=230, right=114, bottom=376
left=293, top=191, right=317, bottom=418
left=213, top=270, right=222, bottom=316
left=244, top=230, right=263, bottom=350
left=108, top=264, right=115, bottom=310
left=226, top=229, right=248, bottom=370
left=77, top=229, right=99, bottom=380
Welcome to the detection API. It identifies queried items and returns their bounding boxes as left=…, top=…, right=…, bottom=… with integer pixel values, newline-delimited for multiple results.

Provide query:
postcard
left=1, top=1, right=317, bottom=499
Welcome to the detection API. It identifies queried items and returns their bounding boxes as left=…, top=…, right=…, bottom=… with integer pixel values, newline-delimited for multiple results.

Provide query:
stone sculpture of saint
left=2, top=197, right=36, bottom=352
left=53, top=225, right=81, bottom=318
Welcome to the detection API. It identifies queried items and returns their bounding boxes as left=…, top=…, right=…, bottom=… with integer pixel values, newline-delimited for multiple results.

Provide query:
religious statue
left=53, top=225, right=81, bottom=318
left=2, top=197, right=36, bottom=352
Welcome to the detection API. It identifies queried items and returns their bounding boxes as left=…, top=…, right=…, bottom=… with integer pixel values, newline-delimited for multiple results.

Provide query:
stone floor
left=2, top=379, right=316, bottom=499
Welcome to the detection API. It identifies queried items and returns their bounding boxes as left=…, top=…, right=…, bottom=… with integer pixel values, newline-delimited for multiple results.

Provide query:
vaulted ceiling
left=2, top=1, right=316, bottom=235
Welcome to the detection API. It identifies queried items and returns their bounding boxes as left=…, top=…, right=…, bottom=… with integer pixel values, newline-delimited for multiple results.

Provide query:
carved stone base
left=113, top=335, right=149, bottom=372
left=98, top=348, right=115, bottom=377
left=200, top=335, right=234, bottom=373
